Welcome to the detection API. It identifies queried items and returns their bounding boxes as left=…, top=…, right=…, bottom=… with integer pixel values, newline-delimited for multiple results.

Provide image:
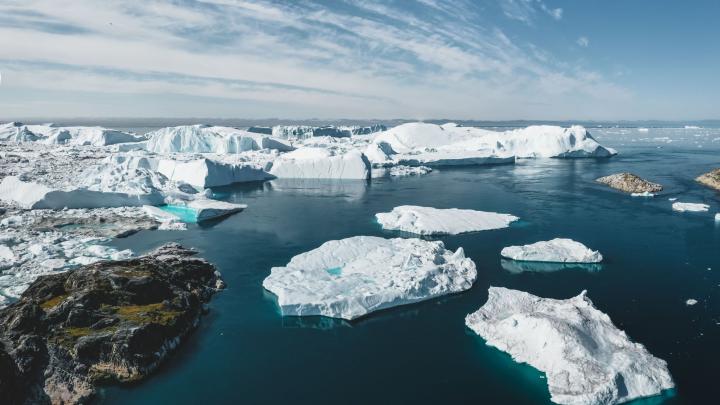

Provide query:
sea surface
left=99, top=126, right=719, bottom=404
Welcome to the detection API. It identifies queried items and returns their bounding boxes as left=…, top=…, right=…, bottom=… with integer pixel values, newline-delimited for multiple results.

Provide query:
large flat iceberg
left=501, top=238, right=603, bottom=263
left=0, top=122, right=143, bottom=146
left=269, top=148, right=371, bottom=179
left=376, top=205, right=518, bottom=235
left=157, top=158, right=273, bottom=188
left=371, top=123, right=616, bottom=167
left=466, top=287, right=674, bottom=405
left=671, top=202, right=709, bottom=212
left=263, top=236, right=476, bottom=320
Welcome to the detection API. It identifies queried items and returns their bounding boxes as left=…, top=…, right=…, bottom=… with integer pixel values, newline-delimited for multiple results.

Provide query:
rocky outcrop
left=596, top=172, right=663, bottom=194
left=696, top=168, right=720, bottom=191
left=0, top=244, right=224, bottom=404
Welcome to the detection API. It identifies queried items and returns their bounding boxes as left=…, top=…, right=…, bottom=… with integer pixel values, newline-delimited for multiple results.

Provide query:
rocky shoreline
left=0, top=244, right=223, bottom=404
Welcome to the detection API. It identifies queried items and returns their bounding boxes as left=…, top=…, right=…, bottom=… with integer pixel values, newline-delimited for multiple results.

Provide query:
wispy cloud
left=577, top=36, right=590, bottom=48
left=0, top=0, right=628, bottom=119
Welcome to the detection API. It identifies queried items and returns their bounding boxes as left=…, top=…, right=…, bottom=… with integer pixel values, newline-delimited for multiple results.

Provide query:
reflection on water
left=500, top=258, right=603, bottom=274
left=281, top=316, right=352, bottom=330
left=267, top=178, right=369, bottom=201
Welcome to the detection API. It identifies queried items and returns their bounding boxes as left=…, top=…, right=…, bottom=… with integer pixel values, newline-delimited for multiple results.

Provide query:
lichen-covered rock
left=596, top=173, right=663, bottom=194
left=696, top=168, right=720, bottom=191
left=0, top=243, right=223, bottom=404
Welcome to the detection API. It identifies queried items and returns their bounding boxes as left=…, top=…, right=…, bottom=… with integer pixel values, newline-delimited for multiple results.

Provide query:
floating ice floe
left=685, top=299, right=698, bottom=306
left=269, top=148, right=371, bottom=179
left=501, top=238, right=603, bottom=263
left=671, top=202, right=709, bottom=212
left=145, top=124, right=293, bottom=154
left=465, top=287, right=674, bottom=405
left=376, top=206, right=518, bottom=236
left=631, top=192, right=655, bottom=197
left=262, top=236, right=476, bottom=320
left=500, top=258, right=602, bottom=274
left=715, top=213, right=720, bottom=222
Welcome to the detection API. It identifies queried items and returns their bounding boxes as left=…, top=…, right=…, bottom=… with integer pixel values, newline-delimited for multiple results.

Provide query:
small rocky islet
left=696, top=168, right=720, bottom=191
left=0, top=243, right=224, bottom=405
left=595, top=172, right=663, bottom=194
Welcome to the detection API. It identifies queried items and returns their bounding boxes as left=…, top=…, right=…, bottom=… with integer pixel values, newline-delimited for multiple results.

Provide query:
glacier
left=501, top=238, right=603, bottom=263
left=262, top=236, right=476, bottom=320
left=375, top=206, right=519, bottom=235
left=466, top=287, right=674, bottom=405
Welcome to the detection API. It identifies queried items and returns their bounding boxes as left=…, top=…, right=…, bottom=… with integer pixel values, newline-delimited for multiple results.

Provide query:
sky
left=0, top=0, right=719, bottom=120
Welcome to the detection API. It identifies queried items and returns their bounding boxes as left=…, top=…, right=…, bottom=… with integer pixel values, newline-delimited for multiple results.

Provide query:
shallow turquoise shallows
left=159, top=204, right=198, bottom=223
left=104, top=127, right=719, bottom=405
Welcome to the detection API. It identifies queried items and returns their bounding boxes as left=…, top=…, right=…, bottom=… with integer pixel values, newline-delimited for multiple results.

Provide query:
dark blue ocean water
left=100, top=128, right=719, bottom=404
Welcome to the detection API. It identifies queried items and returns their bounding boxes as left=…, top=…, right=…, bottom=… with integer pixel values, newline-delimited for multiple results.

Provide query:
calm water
left=100, top=128, right=719, bottom=404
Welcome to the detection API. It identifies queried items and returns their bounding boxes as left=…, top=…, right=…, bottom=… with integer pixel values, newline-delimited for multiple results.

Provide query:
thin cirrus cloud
left=0, top=0, right=628, bottom=119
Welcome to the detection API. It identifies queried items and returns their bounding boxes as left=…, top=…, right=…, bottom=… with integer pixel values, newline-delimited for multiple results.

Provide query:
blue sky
left=0, top=0, right=718, bottom=120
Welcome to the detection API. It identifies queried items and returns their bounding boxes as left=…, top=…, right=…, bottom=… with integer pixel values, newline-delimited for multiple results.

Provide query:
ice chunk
left=388, top=165, right=432, bottom=176
left=376, top=206, right=518, bottom=235
left=685, top=299, right=698, bottom=306
left=500, top=259, right=601, bottom=274
left=465, top=287, right=674, bottom=405
left=269, top=148, right=371, bottom=179
left=157, top=158, right=273, bottom=188
left=631, top=192, right=655, bottom=197
left=672, top=202, right=709, bottom=212
left=501, top=238, right=603, bottom=263
left=263, top=236, right=477, bottom=320
left=187, top=199, right=246, bottom=221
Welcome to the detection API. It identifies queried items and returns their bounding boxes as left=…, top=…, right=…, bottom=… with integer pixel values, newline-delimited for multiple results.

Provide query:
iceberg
left=157, top=158, right=273, bottom=188
left=145, top=125, right=293, bottom=154
left=187, top=199, right=246, bottom=221
left=376, top=206, right=518, bottom=235
left=465, top=287, right=674, bottom=405
left=262, top=236, right=476, bottom=320
left=500, top=258, right=602, bottom=274
left=372, top=123, right=616, bottom=165
left=388, top=165, right=432, bottom=176
left=671, top=202, right=709, bottom=212
left=0, top=122, right=144, bottom=146
left=501, top=238, right=603, bottom=263
left=269, top=148, right=371, bottom=180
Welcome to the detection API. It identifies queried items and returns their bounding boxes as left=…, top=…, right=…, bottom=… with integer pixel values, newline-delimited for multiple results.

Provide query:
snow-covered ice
left=157, top=157, right=273, bottom=188
left=145, top=124, right=293, bottom=154
left=269, top=148, right=371, bottom=179
left=672, top=202, right=710, bottom=212
left=262, top=236, right=476, bottom=320
left=501, top=238, right=603, bottom=263
left=465, top=287, right=674, bottom=405
left=376, top=206, right=518, bottom=235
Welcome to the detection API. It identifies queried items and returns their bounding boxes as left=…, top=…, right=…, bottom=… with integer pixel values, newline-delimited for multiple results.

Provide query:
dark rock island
left=0, top=244, right=224, bottom=404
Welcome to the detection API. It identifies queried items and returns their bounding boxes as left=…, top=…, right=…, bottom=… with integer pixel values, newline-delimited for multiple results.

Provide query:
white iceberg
left=672, top=202, right=709, bottom=212
left=685, top=299, right=698, bottom=306
left=269, top=148, right=371, bottom=180
left=145, top=124, right=293, bottom=153
left=0, top=122, right=144, bottom=146
left=388, top=165, right=432, bottom=176
left=263, top=236, right=476, bottom=320
left=501, top=238, right=603, bottom=263
left=466, top=287, right=674, bottom=405
left=376, top=206, right=518, bottom=235
left=157, top=158, right=273, bottom=188
left=372, top=123, right=616, bottom=166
